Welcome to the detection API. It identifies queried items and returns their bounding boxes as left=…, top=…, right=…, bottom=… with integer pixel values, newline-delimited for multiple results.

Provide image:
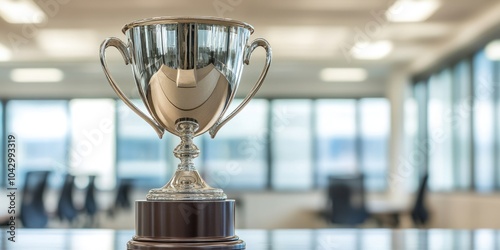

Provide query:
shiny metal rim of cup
left=122, top=16, right=255, bottom=34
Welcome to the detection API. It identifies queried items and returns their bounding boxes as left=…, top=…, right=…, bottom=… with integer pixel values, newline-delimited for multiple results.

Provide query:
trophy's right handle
left=99, top=37, right=165, bottom=139
left=209, top=38, right=272, bottom=138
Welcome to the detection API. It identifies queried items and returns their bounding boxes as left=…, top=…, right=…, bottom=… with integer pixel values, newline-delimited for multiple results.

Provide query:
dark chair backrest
left=114, top=179, right=132, bottom=209
left=411, top=173, right=429, bottom=226
left=84, top=175, right=98, bottom=216
left=57, top=174, right=78, bottom=222
left=20, top=171, right=50, bottom=228
left=327, top=174, right=369, bottom=225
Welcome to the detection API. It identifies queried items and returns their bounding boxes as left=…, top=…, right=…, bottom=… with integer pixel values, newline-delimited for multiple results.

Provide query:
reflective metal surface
left=122, top=16, right=254, bottom=34
left=4, top=229, right=500, bottom=250
left=147, top=120, right=225, bottom=200
left=99, top=16, right=272, bottom=201
left=100, top=17, right=271, bottom=138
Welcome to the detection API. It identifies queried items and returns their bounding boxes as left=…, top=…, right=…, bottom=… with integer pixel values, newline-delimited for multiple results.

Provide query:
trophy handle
left=99, top=37, right=165, bottom=139
left=209, top=38, right=272, bottom=138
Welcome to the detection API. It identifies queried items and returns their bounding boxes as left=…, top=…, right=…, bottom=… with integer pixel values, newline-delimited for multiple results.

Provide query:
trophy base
left=127, top=239, right=245, bottom=249
left=127, top=200, right=245, bottom=250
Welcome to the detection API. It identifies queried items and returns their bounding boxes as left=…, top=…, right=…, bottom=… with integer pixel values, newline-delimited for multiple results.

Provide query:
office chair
left=57, top=174, right=79, bottom=224
left=83, top=175, right=98, bottom=227
left=411, top=173, right=430, bottom=227
left=327, top=174, right=370, bottom=226
left=107, top=178, right=133, bottom=218
left=20, top=171, right=51, bottom=228
left=114, top=178, right=132, bottom=210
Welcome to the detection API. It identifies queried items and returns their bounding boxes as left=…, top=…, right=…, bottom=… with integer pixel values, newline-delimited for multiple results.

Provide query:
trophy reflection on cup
left=100, top=16, right=271, bottom=249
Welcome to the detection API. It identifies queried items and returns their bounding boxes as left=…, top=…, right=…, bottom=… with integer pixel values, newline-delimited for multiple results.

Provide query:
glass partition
left=473, top=50, right=495, bottom=192
left=452, top=60, right=472, bottom=190
left=6, top=100, right=69, bottom=188
left=69, top=99, right=116, bottom=190
left=0, top=102, right=3, bottom=186
left=116, top=100, right=170, bottom=189
left=271, top=99, right=313, bottom=190
left=203, top=99, right=269, bottom=190
left=427, top=69, right=454, bottom=191
left=316, top=99, right=357, bottom=186
left=359, top=98, right=390, bottom=191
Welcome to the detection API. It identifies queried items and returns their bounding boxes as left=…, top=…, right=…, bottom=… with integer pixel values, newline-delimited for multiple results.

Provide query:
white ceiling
left=0, top=0, right=499, bottom=98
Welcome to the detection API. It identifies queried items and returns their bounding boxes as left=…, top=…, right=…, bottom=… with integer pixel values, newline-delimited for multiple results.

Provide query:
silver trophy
left=100, top=16, right=271, bottom=249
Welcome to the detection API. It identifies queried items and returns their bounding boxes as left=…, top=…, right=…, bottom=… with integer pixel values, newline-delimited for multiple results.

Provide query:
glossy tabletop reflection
left=1, top=229, right=500, bottom=250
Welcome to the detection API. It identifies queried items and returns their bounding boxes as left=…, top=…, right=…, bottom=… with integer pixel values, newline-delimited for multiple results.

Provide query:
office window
left=413, top=82, right=429, bottom=190
left=6, top=100, right=69, bottom=188
left=203, top=99, right=269, bottom=190
left=0, top=100, right=2, bottom=186
left=497, top=61, right=500, bottom=189
left=473, top=50, right=495, bottom=192
left=271, top=100, right=313, bottom=190
left=316, top=99, right=357, bottom=186
left=427, top=69, right=454, bottom=191
left=0, top=102, right=3, bottom=186
left=69, top=99, right=116, bottom=190
left=410, top=40, right=500, bottom=193
left=117, top=100, right=170, bottom=188
left=402, top=84, right=421, bottom=192
left=359, top=98, right=390, bottom=191
left=452, top=60, right=472, bottom=190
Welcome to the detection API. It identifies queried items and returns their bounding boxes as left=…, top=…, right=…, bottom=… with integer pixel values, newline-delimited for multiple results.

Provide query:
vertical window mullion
left=312, top=99, right=318, bottom=189
left=266, top=99, right=273, bottom=190
left=422, top=81, right=429, bottom=181
left=468, top=56, right=476, bottom=191
left=495, top=61, right=500, bottom=190
left=355, top=99, right=363, bottom=175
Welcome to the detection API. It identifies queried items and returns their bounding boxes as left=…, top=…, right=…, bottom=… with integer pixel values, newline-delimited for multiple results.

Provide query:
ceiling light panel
left=351, top=40, right=393, bottom=60
left=11, top=68, right=64, bottom=82
left=485, top=40, right=500, bottom=61
left=262, top=26, right=349, bottom=58
left=320, top=68, right=368, bottom=82
left=0, top=0, right=47, bottom=24
left=36, top=29, right=99, bottom=58
left=387, top=0, right=441, bottom=23
left=0, top=43, right=12, bottom=61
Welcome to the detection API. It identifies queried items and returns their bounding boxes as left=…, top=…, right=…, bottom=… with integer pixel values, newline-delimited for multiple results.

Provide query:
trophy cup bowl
left=99, top=16, right=271, bottom=249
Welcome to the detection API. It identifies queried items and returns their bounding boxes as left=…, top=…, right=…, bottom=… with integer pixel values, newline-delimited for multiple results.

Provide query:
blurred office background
left=1, top=0, right=500, bottom=230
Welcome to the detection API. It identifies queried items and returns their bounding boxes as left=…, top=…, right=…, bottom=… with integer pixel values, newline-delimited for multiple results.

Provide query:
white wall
left=233, top=191, right=327, bottom=229
left=427, top=192, right=500, bottom=229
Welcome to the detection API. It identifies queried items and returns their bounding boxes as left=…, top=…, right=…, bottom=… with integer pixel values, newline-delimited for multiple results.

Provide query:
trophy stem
left=173, top=119, right=199, bottom=171
left=146, top=119, right=227, bottom=201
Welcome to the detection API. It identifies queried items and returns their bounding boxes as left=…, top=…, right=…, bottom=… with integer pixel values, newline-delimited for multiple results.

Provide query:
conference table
left=1, top=229, right=500, bottom=249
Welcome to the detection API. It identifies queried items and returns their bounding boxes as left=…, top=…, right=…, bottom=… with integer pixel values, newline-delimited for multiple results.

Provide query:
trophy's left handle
left=209, top=38, right=272, bottom=138
left=100, top=37, right=165, bottom=139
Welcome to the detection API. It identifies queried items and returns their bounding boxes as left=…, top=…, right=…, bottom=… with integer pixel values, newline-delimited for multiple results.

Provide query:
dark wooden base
left=127, top=200, right=245, bottom=250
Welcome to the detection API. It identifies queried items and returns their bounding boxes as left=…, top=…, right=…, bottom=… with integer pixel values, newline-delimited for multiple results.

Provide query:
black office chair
left=83, top=175, right=98, bottom=227
left=20, top=171, right=51, bottom=228
left=411, top=173, right=430, bottom=227
left=326, top=174, right=370, bottom=226
left=114, top=178, right=132, bottom=210
left=107, top=178, right=133, bottom=218
left=57, top=174, right=79, bottom=224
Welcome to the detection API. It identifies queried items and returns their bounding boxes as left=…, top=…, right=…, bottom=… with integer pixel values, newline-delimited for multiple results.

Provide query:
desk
left=367, top=199, right=410, bottom=227
left=2, top=229, right=500, bottom=249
